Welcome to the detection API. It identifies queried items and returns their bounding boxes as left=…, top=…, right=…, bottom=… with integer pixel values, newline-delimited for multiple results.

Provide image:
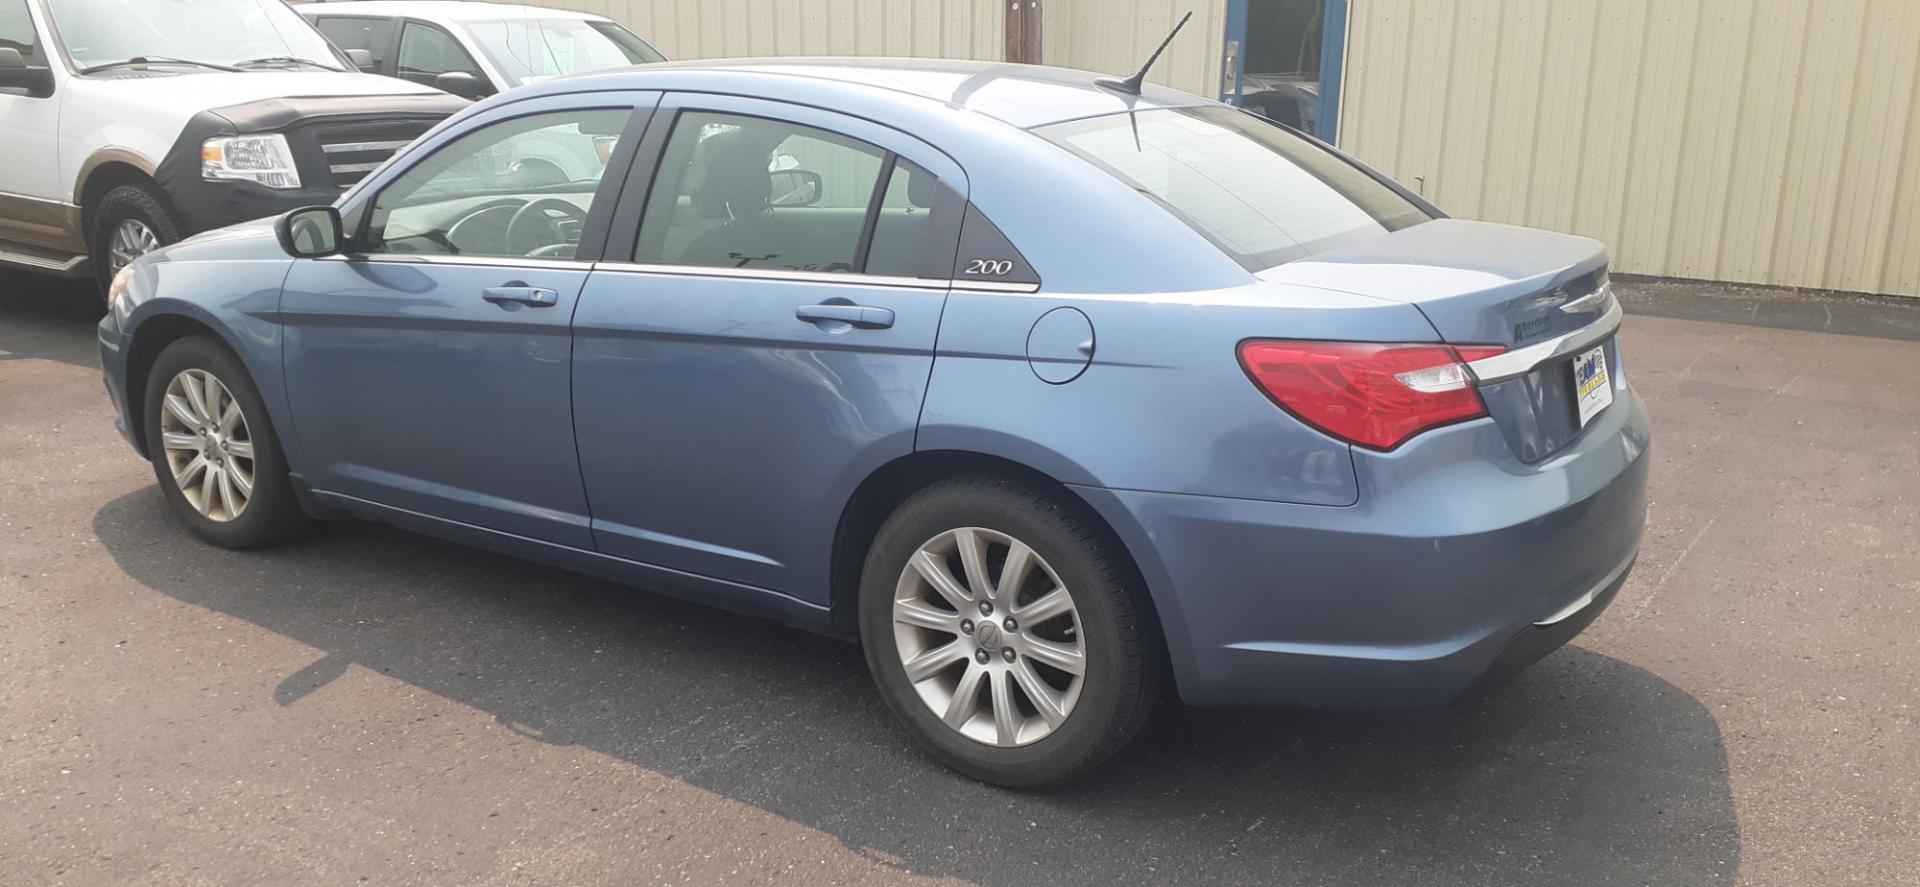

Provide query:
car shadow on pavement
left=0, top=273, right=106, bottom=370
left=93, top=489, right=1741, bottom=887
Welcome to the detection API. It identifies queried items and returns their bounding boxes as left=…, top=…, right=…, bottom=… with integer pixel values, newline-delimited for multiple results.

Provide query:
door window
left=314, top=16, right=395, bottom=69
left=0, top=0, right=40, bottom=68
left=362, top=108, right=630, bottom=260
left=636, top=111, right=930, bottom=275
left=397, top=20, right=480, bottom=85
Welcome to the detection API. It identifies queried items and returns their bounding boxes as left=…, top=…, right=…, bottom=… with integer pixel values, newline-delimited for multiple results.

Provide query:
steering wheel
left=506, top=197, right=587, bottom=257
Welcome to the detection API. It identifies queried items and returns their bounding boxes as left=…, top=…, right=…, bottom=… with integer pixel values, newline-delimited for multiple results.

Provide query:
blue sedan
left=97, top=59, right=1650, bottom=787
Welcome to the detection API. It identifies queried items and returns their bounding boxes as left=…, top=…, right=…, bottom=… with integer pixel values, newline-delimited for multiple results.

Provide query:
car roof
left=294, top=1, right=607, bottom=24
left=515, top=57, right=1212, bottom=130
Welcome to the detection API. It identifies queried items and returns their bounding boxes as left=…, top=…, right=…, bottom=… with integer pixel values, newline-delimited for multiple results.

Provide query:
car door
left=280, top=92, right=657, bottom=548
left=0, top=0, right=66, bottom=251
left=571, top=93, right=966, bottom=597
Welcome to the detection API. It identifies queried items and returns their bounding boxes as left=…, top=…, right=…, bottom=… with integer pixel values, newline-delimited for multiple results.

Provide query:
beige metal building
left=476, top=0, right=1919, bottom=297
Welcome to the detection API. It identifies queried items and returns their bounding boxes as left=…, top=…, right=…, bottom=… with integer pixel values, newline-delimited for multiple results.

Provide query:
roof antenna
left=1096, top=10, right=1194, bottom=96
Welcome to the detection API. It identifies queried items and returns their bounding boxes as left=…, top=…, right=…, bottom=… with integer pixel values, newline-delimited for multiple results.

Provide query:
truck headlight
left=202, top=134, right=302, bottom=189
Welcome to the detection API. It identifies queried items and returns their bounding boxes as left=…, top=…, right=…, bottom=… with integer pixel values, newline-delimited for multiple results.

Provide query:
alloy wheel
left=158, top=368, right=255, bottom=522
left=108, top=219, right=158, bottom=274
left=892, top=527, right=1086, bottom=747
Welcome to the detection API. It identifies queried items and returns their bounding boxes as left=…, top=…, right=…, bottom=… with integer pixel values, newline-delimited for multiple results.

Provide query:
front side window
left=363, top=108, right=629, bottom=260
left=1039, top=105, right=1430, bottom=270
left=0, top=0, right=40, bottom=68
left=397, top=21, right=479, bottom=85
left=313, top=16, right=395, bottom=69
left=635, top=111, right=891, bottom=273
left=468, top=18, right=664, bottom=87
left=48, top=0, right=345, bottom=72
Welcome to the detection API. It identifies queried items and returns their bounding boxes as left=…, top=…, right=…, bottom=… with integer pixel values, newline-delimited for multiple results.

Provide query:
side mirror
left=343, top=48, right=376, bottom=72
left=276, top=206, right=343, bottom=258
left=769, top=169, right=823, bottom=207
left=434, top=70, right=487, bottom=99
left=0, top=47, right=55, bottom=97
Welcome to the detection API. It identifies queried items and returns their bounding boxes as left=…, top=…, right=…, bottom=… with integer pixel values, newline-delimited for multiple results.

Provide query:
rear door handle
left=796, top=303, right=894, bottom=329
left=482, top=285, right=559, bottom=307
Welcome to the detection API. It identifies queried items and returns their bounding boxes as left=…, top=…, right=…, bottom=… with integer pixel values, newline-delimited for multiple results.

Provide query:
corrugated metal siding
left=485, top=0, right=1004, bottom=61
left=1341, top=0, right=1920, bottom=297
left=1042, top=0, right=1228, bottom=98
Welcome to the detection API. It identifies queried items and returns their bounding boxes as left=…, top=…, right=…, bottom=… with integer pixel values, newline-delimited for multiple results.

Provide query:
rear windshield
left=1038, top=106, right=1430, bottom=270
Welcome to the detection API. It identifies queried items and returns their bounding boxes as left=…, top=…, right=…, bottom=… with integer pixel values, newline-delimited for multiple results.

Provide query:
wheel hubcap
left=108, top=219, right=158, bottom=274
left=892, top=527, right=1086, bottom=747
left=158, top=368, right=255, bottom=522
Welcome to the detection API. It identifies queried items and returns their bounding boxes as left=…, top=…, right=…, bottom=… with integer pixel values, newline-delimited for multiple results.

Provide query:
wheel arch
left=827, top=450, right=1169, bottom=655
left=121, top=306, right=251, bottom=458
left=75, top=152, right=164, bottom=237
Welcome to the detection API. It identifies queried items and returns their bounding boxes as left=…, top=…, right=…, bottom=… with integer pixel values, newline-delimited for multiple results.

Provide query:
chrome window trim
left=951, top=278, right=1043, bottom=293
left=1466, top=299, right=1623, bottom=385
left=305, top=256, right=1046, bottom=293
left=317, top=253, right=590, bottom=270
left=593, top=261, right=952, bottom=291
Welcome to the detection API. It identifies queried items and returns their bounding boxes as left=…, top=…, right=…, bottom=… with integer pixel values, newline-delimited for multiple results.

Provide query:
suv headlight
left=202, top=134, right=302, bottom=189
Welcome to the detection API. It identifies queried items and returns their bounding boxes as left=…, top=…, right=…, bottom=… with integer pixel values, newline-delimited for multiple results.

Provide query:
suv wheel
left=91, top=182, right=184, bottom=296
left=859, top=475, right=1164, bottom=787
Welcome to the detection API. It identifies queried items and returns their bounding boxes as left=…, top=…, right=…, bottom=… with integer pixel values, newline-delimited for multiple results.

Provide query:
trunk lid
left=1258, top=219, right=1620, bottom=461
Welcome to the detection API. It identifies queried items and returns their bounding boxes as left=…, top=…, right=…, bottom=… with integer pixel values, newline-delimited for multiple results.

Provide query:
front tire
left=90, top=182, right=184, bottom=298
left=859, top=475, right=1164, bottom=787
left=142, top=335, right=306, bottom=549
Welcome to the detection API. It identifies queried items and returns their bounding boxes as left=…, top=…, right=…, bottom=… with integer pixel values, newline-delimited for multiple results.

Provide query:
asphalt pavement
left=2, top=271, right=1916, bottom=886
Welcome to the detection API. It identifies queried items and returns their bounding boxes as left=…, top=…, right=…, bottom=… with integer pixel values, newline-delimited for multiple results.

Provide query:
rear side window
left=314, top=16, right=395, bottom=69
left=634, top=110, right=946, bottom=278
left=1039, top=106, right=1430, bottom=270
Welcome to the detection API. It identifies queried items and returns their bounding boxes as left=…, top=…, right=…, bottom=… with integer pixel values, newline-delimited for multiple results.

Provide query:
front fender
left=120, top=254, right=300, bottom=473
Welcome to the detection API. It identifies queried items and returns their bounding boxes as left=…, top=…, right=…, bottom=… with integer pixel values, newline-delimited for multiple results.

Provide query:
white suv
left=298, top=1, right=666, bottom=101
left=0, top=0, right=469, bottom=295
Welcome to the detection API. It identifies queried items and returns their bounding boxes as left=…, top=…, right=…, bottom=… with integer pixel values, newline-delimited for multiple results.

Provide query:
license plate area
left=1572, top=343, right=1613, bottom=427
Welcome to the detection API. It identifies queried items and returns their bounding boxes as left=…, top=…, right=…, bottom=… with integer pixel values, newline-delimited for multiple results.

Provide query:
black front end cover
left=155, top=93, right=469, bottom=233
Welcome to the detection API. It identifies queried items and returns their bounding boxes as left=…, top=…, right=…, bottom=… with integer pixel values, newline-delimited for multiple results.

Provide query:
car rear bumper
left=1073, top=386, right=1652, bottom=709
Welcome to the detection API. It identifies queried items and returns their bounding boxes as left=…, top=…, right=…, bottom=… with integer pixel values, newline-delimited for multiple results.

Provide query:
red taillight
left=1237, top=340, right=1507, bottom=450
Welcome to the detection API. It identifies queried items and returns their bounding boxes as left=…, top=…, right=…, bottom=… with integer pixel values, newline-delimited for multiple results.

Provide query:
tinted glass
left=48, top=0, right=344, bottom=71
left=1040, top=106, right=1430, bottom=269
left=365, top=109, right=629, bottom=260
left=314, top=16, right=394, bottom=67
left=397, top=21, right=479, bottom=83
left=468, top=18, right=664, bottom=87
left=865, top=159, right=939, bottom=278
left=635, top=111, right=888, bottom=273
left=0, top=0, right=38, bottom=68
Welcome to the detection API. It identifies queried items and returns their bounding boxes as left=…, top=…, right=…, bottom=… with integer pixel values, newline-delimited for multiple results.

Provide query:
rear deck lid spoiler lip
left=1465, top=295, right=1622, bottom=385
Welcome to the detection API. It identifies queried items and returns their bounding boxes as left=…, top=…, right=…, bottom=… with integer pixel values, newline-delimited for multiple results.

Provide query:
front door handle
left=796, top=303, right=894, bottom=329
left=482, top=285, right=559, bottom=307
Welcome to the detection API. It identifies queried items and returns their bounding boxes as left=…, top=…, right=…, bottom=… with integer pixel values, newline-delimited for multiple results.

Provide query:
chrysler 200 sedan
left=98, top=59, right=1650, bottom=787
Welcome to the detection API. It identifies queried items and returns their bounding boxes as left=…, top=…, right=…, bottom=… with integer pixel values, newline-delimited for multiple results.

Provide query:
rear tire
left=142, top=335, right=307, bottom=549
left=90, top=182, right=184, bottom=299
left=859, top=475, right=1164, bottom=788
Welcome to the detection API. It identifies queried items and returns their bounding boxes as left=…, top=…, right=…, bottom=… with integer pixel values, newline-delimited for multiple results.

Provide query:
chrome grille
left=318, top=138, right=414, bottom=187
